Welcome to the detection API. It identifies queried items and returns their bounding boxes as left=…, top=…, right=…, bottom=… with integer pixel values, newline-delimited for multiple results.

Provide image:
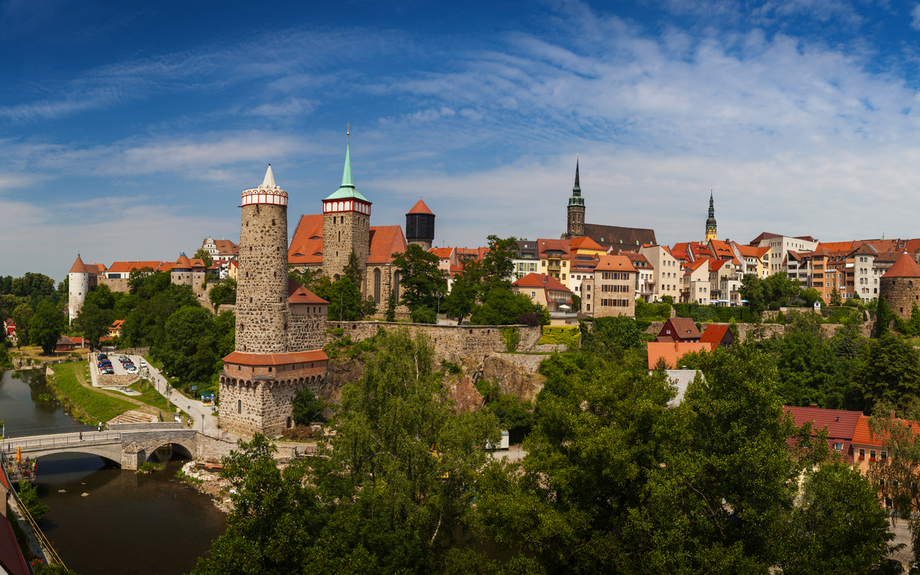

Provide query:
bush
left=501, top=327, right=520, bottom=352
left=516, top=313, right=540, bottom=326
left=411, top=307, right=437, bottom=324
left=538, top=326, right=579, bottom=348
left=292, top=387, right=326, bottom=425
left=17, top=481, right=48, bottom=522
left=440, top=360, right=463, bottom=375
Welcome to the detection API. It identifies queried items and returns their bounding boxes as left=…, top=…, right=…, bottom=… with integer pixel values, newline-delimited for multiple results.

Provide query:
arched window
left=374, top=268, right=381, bottom=304
left=394, top=271, right=400, bottom=301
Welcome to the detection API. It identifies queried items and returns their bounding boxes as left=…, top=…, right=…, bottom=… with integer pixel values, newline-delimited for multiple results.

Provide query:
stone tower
left=236, top=165, right=290, bottom=354
left=323, top=133, right=371, bottom=282
left=880, top=252, right=920, bottom=320
left=705, top=190, right=717, bottom=243
left=220, top=166, right=329, bottom=437
left=566, top=157, right=585, bottom=239
left=68, top=255, right=90, bottom=323
left=406, top=199, right=435, bottom=251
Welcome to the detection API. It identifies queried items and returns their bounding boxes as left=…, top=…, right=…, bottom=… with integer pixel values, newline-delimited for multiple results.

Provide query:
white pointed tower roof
left=242, top=164, right=287, bottom=206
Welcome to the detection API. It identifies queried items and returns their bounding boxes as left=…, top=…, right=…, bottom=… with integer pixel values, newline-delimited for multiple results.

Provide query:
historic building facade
left=705, top=191, right=717, bottom=243
left=218, top=166, right=329, bottom=436
left=879, top=252, right=920, bottom=321
left=287, top=136, right=432, bottom=313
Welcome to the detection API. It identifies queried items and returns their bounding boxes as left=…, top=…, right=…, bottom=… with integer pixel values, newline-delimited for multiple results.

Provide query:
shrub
left=501, top=327, right=520, bottom=352
left=538, top=326, right=579, bottom=348
left=411, top=307, right=437, bottom=324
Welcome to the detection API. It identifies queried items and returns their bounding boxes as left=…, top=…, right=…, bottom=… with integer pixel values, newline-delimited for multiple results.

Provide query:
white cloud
left=912, top=3, right=920, bottom=30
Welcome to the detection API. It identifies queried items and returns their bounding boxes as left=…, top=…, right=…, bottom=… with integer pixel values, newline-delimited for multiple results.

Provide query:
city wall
left=325, top=321, right=543, bottom=364
left=642, top=321, right=874, bottom=340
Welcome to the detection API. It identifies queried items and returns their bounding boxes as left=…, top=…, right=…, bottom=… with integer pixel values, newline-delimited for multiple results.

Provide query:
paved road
left=140, top=362, right=220, bottom=437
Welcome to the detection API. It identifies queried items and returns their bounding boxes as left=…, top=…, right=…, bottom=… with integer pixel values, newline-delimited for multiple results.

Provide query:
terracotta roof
left=647, top=341, right=712, bottom=369
left=429, top=247, right=454, bottom=259
left=685, top=258, right=708, bottom=274
left=594, top=255, right=638, bottom=273
left=882, top=253, right=920, bottom=279
left=107, top=261, right=164, bottom=274
left=223, top=350, right=328, bottom=366
left=212, top=239, right=239, bottom=256
left=369, top=225, right=407, bottom=264
left=111, top=320, right=125, bottom=328
left=817, top=241, right=856, bottom=253
left=407, top=199, right=434, bottom=215
left=69, top=255, right=90, bottom=274
left=851, top=414, right=920, bottom=449
left=700, top=324, right=732, bottom=345
left=583, top=223, right=656, bottom=249
left=537, top=239, right=571, bottom=259
left=709, top=259, right=729, bottom=272
left=784, top=405, right=863, bottom=457
left=570, top=236, right=605, bottom=252
left=287, top=278, right=328, bottom=305
left=288, top=214, right=325, bottom=265
left=176, top=254, right=192, bottom=268
left=513, top=273, right=571, bottom=293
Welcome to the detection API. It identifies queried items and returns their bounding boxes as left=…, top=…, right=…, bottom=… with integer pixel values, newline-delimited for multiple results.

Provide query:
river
left=0, top=369, right=226, bottom=575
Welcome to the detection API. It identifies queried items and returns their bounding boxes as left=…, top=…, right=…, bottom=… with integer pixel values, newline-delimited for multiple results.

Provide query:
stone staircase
left=106, top=410, right=158, bottom=426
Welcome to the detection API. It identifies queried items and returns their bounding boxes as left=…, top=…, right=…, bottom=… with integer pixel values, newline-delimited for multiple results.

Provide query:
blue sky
left=4, top=0, right=920, bottom=280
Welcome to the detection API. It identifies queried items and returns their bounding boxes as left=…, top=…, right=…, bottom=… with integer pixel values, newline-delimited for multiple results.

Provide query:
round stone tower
left=406, top=198, right=435, bottom=251
left=236, top=165, right=290, bottom=354
left=68, top=254, right=90, bottom=323
left=880, top=252, right=920, bottom=320
left=566, top=156, right=585, bottom=239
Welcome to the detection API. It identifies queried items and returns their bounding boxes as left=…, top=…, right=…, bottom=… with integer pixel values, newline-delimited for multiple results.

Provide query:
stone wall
left=322, top=211, right=370, bottom=281
left=96, top=275, right=130, bottom=294
left=326, top=321, right=543, bottom=364
left=288, top=310, right=327, bottom=352
left=118, top=428, right=198, bottom=470
left=643, top=320, right=872, bottom=340
left=196, top=433, right=237, bottom=464
left=218, top=379, right=304, bottom=437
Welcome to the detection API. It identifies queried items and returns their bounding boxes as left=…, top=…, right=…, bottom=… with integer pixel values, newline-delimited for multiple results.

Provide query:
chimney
left=810, top=404, right=817, bottom=408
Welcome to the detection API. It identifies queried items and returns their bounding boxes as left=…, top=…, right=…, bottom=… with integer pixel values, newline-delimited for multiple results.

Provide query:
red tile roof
left=570, top=236, right=605, bottom=252
left=513, top=272, right=571, bottom=293
left=69, top=255, right=90, bottom=274
left=647, top=341, right=712, bottom=369
left=537, top=239, right=572, bottom=259
left=851, top=414, right=920, bottom=449
left=107, top=261, right=164, bottom=274
left=700, top=324, right=733, bottom=345
left=288, top=214, right=325, bottom=265
left=882, top=253, right=920, bottom=279
left=407, top=199, right=434, bottom=215
left=429, top=247, right=454, bottom=259
left=595, top=255, right=637, bottom=273
left=658, top=318, right=701, bottom=341
left=784, top=405, right=863, bottom=457
left=287, top=278, right=328, bottom=305
left=223, top=350, right=328, bottom=366
left=685, top=258, right=708, bottom=274
left=369, top=225, right=407, bottom=264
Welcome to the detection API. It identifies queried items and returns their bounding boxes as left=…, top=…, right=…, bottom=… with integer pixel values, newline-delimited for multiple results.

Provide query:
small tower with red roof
left=322, top=132, right=371, bottom=282
left=68, top=254, right=90, bottom=323
left=406, top=198, right=435, bottom=251
left=880, top=252, right=920, bottom=320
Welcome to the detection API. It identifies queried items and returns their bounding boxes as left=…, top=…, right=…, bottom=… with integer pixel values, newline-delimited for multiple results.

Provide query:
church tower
left=406, top=198, right=435, bottom=251
left=236, top=165, right=290, bottom=354
left=705, top=190, right=717, bottom=242
left=323, top=132, right=371, bottom=282
left=566, top=157, right=585, bottom=239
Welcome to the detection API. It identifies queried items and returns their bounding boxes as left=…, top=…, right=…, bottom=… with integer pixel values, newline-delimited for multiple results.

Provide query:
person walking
left=79, top=431, right=83, bottom=441
left=97, top=421, right=102, bottom=433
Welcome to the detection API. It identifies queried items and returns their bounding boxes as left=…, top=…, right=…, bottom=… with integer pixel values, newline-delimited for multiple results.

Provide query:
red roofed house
left=584, top=255, right=637, bottom=318
left=201, top=236, right=240, bottom=264
left=110, top=319, right=125, bottom=338
left=286, top=139, right=416, bottom=315
left=657, top=318, right=701, bottom=343
left=700, top=324, right=734, bottom=348
left=783, top=405, right=862, bottom=462
left=512, top=273, right=574, bottom=324
left=639, top=244, right=682, bottom=302
left=682, top=258, right=710, bottom=304
left=646, top=341, right=711, bottom=369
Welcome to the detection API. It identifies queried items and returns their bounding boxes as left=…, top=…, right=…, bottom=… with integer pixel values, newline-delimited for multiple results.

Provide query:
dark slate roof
left=583, top=223, right=656, bottom=249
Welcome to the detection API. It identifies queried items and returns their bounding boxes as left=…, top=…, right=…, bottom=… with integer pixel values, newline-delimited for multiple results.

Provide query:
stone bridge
left=4, top=423, right=209, bottom=471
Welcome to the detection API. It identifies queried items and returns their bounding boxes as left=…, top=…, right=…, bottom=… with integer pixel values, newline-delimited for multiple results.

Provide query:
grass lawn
left=128, top=379, right=170, bottom=415
left=49, top=362, right=137, bottom=424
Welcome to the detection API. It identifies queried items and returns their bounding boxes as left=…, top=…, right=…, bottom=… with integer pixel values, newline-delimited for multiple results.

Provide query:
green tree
left=479, top=236, right=518, bottom=295
left=781, top=462, right=893, bottom=575
left=830, top=286, right=842, bottom=306
left=30, top=301, right=66, bottom=355
left=73, top=302, right=112, bottom=351
left=327, top=277, right=369, bottom=322
left=289, top=268, right=320, bottom=291
left=875, top=294, right=895, bottom=337
left=392, top=244, right=445, bottom=313
left=11, top=303, right=33, bottom=349
left=84, top=284, right=115, bottom=310
left=155, top=306, right=220, bottom=388
left=209, top=278, right=237, bottom=313
left=469, top=288, right=541, bottom=325
left=193, top=248, right=214, bottom=269
left=385, top=290, right=396, bottom=322
left=580, top=315, right=641, bottom=358
left=442, top=266, right=480, bottom=324
left=852, top=334, right=920, bottom=413
left=17, top=481, right=49, bottom=522
left=292, top=387, right=326, bottom=425
left=343, top=250, right=364, bottom=286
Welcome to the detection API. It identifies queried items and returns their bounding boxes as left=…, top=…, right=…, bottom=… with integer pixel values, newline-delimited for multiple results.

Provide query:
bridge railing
left=3, top=432, right=122, bottom=451
left=5, top=425, right=96, bottom=439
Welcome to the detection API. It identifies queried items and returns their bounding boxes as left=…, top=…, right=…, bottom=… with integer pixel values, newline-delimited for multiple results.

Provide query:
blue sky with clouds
left=3, top=0, right=920, bottom=280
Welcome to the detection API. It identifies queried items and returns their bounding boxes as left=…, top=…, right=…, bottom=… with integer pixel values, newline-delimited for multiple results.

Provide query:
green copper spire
left=341, top=130, right=354, bottom=189
left=568, top=155, right=584, bottom=207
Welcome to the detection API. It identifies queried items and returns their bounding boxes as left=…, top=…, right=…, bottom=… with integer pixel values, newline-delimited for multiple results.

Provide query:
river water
left=0, top=369, right=226, bottom=575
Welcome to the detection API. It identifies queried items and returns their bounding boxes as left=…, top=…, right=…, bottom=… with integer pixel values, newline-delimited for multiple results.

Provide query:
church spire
left=341, top=128, right=354, bottom=189
left=573, top=156, right=581, bottom=196
left=705, top=188, right=717, bottom=242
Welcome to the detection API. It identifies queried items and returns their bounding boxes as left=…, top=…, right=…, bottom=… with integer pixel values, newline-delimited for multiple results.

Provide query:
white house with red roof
left=682, top=258, right=710, bottom=305
left=512, top=273, right=574, bottom=323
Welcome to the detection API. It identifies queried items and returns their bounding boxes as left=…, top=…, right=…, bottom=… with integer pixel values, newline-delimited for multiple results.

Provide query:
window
left=237, top=400, right=242, bottom=414
left=374, top=269, right=381, bottom=304
left=531, top=291, right=536, bottom=298
left=881, top=451, right=887, bottom=461
left=834, top=442, right=842, bottom=451
left=870, top=449, right=876, bottom=461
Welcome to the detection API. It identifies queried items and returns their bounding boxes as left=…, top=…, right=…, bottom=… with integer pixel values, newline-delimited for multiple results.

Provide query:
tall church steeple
left=322, top=128, right=371, bottom=282
left=566, top=156, right=585, bottom=239
left=705, top=189, right=717, bottom=242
